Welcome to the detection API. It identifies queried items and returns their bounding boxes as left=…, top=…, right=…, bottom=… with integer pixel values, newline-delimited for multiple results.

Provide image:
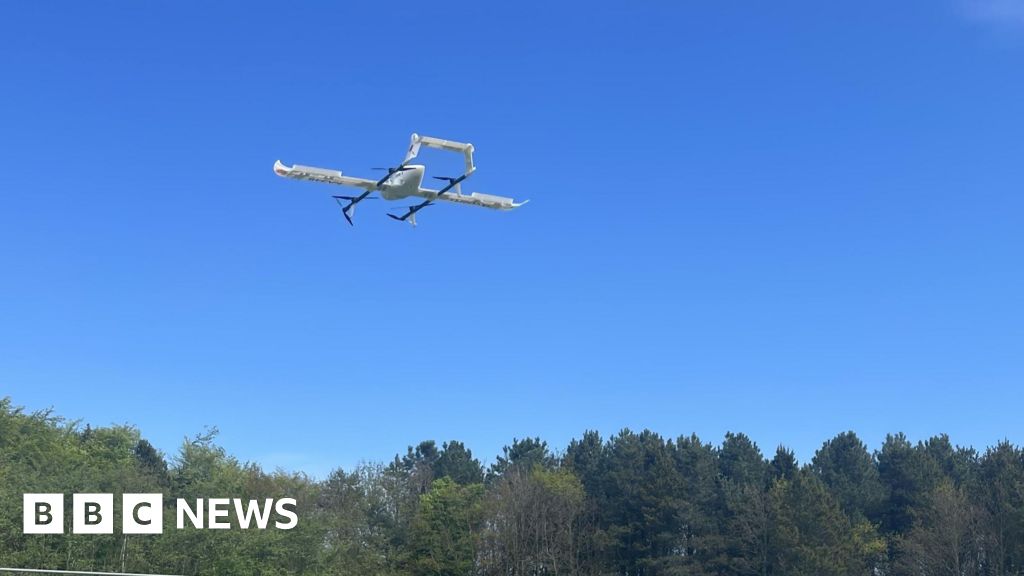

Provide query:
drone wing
left=421, top=188, right=528, bottom=210
left=273, top=160, right=378, bottom=191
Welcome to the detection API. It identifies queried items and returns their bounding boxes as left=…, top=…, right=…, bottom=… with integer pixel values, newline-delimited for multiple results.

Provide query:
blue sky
left=2, top=1, right=1022, bottom=478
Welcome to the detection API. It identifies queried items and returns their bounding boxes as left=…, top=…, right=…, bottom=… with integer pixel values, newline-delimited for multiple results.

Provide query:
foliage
left=2, top=397, right=1023, bottom=576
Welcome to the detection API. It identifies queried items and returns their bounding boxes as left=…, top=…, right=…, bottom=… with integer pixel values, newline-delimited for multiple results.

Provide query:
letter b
left=24, top=494, right=64, bottom=534
left=73, top=494, right=113, bottom=534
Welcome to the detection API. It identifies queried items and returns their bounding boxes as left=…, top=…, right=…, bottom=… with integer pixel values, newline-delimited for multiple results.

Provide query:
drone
left=274, top=133, right=527, bottom=227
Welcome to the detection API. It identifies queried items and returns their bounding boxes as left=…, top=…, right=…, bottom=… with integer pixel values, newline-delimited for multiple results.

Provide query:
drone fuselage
left=379, top=165, right=425, bottom=201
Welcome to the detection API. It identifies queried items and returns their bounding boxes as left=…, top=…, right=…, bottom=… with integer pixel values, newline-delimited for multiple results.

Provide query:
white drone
left=274, top=133, right=527, bottom=226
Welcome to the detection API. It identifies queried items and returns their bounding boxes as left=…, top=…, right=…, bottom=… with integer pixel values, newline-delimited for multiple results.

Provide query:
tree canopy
left=1, top=397, right=1022, bottom=576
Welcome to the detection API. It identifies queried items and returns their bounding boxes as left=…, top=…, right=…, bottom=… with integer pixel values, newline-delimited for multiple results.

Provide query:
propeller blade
left=375, top=163, right=414, bottom=187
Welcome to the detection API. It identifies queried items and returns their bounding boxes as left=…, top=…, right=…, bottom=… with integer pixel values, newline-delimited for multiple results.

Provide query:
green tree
left=767, top=471, right=872, bottom=576
left=898, top=479, right=981, bottom=576
left=770, top=446, right=798, bottom=481
left=406, top=478, right=484, bottom=576
left=666, top=434, right=721, bottom=576
left=317, top=466, right=391, bottom=575
left=434, top=441, right=484, bottom=485
left=480, top=466, right=585, bottom=576
left=488, top=438, right=554, bottom=480
left=598, top=429, right=681, bottom=576
left=719, top=432, right=768, bottom=487
left=811, top=431, right=884, bottom=522
left=876, top=433, right=941, bottom=535
left=976, top=441, right=1024, bottom=575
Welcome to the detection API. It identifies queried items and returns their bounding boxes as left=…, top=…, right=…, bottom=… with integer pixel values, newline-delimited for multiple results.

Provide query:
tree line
left=1, top=397, right=1022, bottom=576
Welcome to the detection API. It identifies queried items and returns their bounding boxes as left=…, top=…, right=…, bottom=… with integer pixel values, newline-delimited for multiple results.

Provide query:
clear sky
left=2, top=1, right=1022, bottom=478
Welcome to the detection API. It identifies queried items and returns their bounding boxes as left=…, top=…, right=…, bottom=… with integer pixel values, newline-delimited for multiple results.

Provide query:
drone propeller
left=392, top=201, right=433, bottom=213
left=332, top=195, right=378, bottom=226
left=387, top=201, right=433, bottom=225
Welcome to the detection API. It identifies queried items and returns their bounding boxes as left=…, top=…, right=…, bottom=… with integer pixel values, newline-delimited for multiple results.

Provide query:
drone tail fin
left=404, top=133, right=422, bottom=164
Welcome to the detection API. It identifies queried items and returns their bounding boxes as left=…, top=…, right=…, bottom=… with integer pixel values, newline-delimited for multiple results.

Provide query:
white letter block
left=24, top=494, right=64, bottom=534
left=73, top=493, right=113, bottom=534
left=123, top=493, right=163, bottom=534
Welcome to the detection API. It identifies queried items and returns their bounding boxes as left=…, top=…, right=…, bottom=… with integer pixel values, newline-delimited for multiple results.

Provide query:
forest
left=1, top=397, right=1022, bottom=576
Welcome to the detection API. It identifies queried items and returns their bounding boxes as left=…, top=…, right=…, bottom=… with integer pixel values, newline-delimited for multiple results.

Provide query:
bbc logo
left=24, top=494, right=163, bottom=534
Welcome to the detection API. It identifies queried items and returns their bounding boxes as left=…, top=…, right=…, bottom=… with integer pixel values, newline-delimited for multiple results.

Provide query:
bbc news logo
left=24, top=494, right=298, bottom=534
